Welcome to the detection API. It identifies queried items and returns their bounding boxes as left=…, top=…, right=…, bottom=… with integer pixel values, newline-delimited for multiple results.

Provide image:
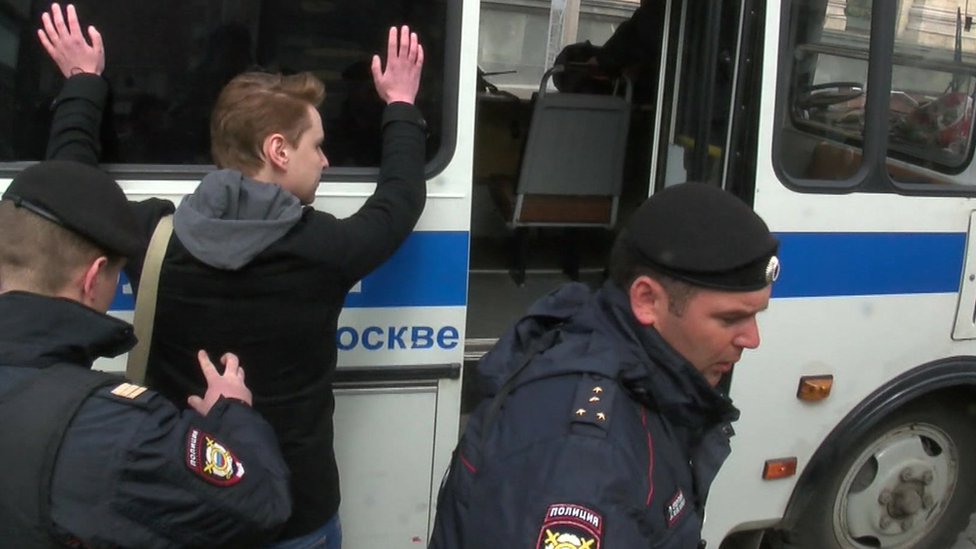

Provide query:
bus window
left=477, top=0, right=638, bottom=98
left=0, top=8, right=16, bottom=162
left=886, top=1, right=976, bottom=183
left=778, top=0, right=872, bottom=182
left=0, top=0, right=450, bottom=169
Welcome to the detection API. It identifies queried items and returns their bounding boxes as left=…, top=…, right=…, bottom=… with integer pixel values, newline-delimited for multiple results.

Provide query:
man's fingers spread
left=66, top=4, right=82, bottom=36
left=187, top=395, right=204, bottom=414
left=52, top=4, right=69, bottom=37
left=197, top=350, right=218, bottom=379
left=410, top=32, right=419, bottom=62
left=221, top=353, right=240, bottom=376
left=37, top=29, right=55, bottom=55
left=400, top=26, right=409, bottom=57
left=387, top=27, right=397, bottom=66
left=89, top=26, right=102, bottom=52
left=370, top=54, right=382, bottom=83
left=417, top=44, right=425, bottom=67
left=41, top=13, right=57, bottom=43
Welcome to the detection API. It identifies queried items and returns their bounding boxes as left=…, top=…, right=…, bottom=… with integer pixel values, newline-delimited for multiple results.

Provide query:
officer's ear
left=80, top=256, right=114, bottom=310
left=629, top=275, right=668, bottom=326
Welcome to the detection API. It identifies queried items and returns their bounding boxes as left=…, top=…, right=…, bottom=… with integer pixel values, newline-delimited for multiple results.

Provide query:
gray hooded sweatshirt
left=173, top=170, right=304, bottom=270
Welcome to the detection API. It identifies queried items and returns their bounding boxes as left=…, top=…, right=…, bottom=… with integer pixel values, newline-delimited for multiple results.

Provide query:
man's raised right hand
left=371, top=25, right=424, bottom=105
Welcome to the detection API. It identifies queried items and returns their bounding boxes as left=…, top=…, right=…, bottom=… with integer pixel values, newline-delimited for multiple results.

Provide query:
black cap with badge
left=627, top=182, right=780, bottom=291
left=2, top=160, right=143, bottom=258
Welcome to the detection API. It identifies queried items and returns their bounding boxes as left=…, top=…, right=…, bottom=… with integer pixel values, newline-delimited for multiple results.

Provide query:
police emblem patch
left=185, top=428, right=245, bottom=486
left=536, top=504, right=602, bottom=549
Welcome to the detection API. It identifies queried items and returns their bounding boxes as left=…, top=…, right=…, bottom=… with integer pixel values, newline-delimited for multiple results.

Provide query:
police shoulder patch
left=185, top=428, right=245, bottom=486
left=537, top=503, right=603, bottom=549
left=110, top=382, right=148, bottom=400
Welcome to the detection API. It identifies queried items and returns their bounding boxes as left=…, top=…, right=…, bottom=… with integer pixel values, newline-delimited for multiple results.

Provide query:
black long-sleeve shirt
left=46, top=73, right=428, bottom=538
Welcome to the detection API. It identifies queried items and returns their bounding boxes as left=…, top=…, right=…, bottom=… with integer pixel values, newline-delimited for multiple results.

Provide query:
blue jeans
left=263, top=514, right=342, bottom=549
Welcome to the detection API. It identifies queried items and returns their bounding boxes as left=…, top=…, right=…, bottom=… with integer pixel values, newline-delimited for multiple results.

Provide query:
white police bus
left=2, top=0, right=976, bottom=548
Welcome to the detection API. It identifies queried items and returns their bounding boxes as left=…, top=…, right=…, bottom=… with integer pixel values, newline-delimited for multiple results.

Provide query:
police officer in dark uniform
left=429, top=182, right=780, bottom=549
left=0, top=160, right=292, bottom=547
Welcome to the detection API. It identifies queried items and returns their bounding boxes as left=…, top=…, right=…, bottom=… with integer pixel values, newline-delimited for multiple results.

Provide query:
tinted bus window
left=0, top=0, right=449, bottom=168
left=778, top=0, right=872, bottom=182
left=886, top=0, right=976, bottom=180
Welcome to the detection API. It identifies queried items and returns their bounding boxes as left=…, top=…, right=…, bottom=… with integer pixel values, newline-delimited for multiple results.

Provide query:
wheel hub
left=884, top=471, right=929, bottom=519
left=833, top=424, right=958, bottom=548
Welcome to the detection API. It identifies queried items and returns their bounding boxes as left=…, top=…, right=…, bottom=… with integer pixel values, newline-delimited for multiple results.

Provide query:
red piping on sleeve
left=641, top=407, right=654, bottom=505
left=459, top=452, right=477, bottom=473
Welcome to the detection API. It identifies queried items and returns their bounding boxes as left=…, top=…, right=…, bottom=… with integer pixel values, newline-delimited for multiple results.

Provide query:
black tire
left=782, top=398, right=976, bottom=549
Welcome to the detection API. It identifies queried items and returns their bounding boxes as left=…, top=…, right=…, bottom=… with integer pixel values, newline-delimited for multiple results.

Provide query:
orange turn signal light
left=763, top=457, right=798, bottom=480
left=797, top=375, right=834, bottom=401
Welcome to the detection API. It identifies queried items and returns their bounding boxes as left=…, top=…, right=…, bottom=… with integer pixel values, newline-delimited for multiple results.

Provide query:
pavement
left=951, top=516, right=976, bottom=549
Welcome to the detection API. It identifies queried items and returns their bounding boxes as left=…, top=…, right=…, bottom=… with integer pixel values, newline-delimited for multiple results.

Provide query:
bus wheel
left=784, top=400, right=976, bottom=549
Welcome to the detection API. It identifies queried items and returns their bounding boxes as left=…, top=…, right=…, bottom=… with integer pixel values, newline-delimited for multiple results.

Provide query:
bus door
left=0, top=1, right=473, bottom=547
left=466, top=0, right=647, bottom=392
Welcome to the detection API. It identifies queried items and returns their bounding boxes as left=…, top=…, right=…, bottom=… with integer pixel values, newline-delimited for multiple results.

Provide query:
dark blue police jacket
left=0, top=292, right=291, bottom=549
left=429, top=282, right=740, bottom=549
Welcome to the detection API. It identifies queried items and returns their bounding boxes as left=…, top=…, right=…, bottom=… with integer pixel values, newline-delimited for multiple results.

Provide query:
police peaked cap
left=628, top=182, right=780, bottom=291
left=2, top=160, right=143, bottom=257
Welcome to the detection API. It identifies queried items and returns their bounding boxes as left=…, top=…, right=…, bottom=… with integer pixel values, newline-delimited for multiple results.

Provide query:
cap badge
left=765, top=256, right=781, bottom=283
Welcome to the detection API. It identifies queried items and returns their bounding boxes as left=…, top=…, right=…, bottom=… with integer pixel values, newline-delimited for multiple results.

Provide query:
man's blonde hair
left=0, top=200, right=118, bottom=294
left=210, top=72, right=326, bottom=174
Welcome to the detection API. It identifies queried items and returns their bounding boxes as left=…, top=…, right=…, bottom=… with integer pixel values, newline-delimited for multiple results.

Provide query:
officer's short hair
left=609, top=182, right=780, bottom=305
left=0, top=200, right=122, bottom=294
left=210, top=71, right=326, bottom=175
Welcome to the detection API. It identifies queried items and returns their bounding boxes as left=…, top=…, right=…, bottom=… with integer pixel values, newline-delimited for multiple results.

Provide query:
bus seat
left=805, top=141, right=860, bottom=180
left=474, top=93, right=531, bottom=182
left=488, top=66, right=632, bottom=284
left=805, top=140, right=947, bottom=184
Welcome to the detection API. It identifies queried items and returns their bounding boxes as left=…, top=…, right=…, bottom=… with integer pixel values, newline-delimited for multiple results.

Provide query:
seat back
left=512, top=67, right=632, bottom=228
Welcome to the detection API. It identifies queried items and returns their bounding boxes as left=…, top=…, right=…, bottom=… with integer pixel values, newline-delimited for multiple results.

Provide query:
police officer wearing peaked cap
left=430, top=182, right=778, bottom=549
left=0, top=159, right=293, bottom=548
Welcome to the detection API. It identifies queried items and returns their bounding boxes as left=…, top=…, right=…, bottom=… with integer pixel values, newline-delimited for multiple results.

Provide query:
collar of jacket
left=594, top=281, right=740, bottom=430
left=0, top=291, right=136, bottom=369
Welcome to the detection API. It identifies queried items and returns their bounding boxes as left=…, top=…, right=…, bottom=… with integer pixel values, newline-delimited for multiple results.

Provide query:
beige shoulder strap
left=125, top=214, right=174, bottom=384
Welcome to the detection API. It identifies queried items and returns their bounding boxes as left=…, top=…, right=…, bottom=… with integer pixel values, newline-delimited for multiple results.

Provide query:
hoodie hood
left=173, top=169, right=303, bottom=270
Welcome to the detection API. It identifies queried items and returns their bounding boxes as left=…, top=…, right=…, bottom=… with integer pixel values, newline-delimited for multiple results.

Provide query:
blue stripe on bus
left=342, top=231, right=469, bottom=308
left=772, top=232, right=966, bottom=298
left=111, top=230, right=968, bottom=311
left=110, top=230, right=470, bottom=311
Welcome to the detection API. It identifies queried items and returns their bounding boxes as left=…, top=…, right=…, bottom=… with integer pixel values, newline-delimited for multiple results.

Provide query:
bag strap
left=125, top=214, right=173, bottom=384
